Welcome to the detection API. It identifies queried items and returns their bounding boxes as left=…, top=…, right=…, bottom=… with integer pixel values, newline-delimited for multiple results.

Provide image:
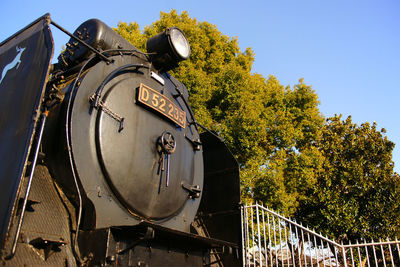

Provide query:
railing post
left=301, top=227, right=307, bottom=267
left=356, top=240, right=362, bottom=267
left=267, top=211, right=273, bottom=267
left=341, top=242, right=347, bottom=267
left=256, top=203, right=262, bottom=266
left=295, top=225, right=302, bottom=267
left=245, top=205, right=250, bottom=267
left=372, top=239, right=378, bottom=266
left=380, top=239, right=387, bottom=267
left=387, top=238, right=394, bottom=266
left=273, top=215, right=278, bottom=266
left=289, top=223, right=296, bottom=267
left=284, top=222, right=290, bottom=266
left=261, top=207, right=268, bottom=267
left=364, top=240, right=371, bottom=267
left=313, top=234, right=320, bottom=267
left=396, top=238, right=400, bottom=264
left=349, top=240, right=354, bottom=266
left=334, top=243, right=339, bottom=267
left=240, top=205, right=246, bottom=267
left=251, top=205, right=255, bottom=267
left=278, top=217, right=283, bottom=266
left=308, top=232, right=314, bottom=267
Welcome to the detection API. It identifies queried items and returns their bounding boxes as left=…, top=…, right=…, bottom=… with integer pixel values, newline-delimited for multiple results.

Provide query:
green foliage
left=296, top=115, right=400, bottom=241
left=114, top=21, right=147, bottom=51
left=115, top=10, right=400, bottom=242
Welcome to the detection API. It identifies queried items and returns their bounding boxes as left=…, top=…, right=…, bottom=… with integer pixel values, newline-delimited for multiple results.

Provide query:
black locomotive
left=0, top=14, right=241, bottom=266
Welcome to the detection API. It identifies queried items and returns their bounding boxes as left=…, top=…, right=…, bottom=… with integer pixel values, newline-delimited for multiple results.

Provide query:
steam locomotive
left=0, top=14, right=241, bottom=266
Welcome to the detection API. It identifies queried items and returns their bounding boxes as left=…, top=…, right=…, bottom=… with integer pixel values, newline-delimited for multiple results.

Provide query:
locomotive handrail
left=64, top=54, right=102, bottom=264
left=89, top=63, right=150, bottom=111
left=4, top=112, right=48, bottom=260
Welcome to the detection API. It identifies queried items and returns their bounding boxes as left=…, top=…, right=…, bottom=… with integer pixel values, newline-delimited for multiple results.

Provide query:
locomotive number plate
left=137, top=83, right=186, bottom=128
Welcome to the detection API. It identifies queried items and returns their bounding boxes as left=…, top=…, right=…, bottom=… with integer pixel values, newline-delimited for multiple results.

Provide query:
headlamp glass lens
left=170, top=28, right=190, bottom=59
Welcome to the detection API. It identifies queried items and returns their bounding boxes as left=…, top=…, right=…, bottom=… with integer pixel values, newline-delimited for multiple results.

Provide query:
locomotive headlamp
left=147, top=27, right=191, bottom=72
left=169, top=28, right=191, bottom=59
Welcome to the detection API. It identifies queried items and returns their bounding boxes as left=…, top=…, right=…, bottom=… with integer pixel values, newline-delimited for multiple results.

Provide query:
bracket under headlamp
left=146, top=27, right=191, bottom=72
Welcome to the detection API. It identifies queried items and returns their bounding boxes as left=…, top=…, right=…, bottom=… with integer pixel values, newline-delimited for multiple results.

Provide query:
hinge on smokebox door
left=181, top=182, right=201, bottom=199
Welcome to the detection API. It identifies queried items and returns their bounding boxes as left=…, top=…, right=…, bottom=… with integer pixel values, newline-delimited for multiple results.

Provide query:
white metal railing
left=241, top=203, right=400, bottom=266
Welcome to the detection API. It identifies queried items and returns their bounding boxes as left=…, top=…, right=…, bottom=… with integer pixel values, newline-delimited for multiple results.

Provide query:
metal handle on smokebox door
left=157, top=131, right=176, bottom=187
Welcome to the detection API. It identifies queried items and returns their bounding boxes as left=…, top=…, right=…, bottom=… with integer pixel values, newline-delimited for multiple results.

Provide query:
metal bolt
left=106, top=255, right=115, bottom=263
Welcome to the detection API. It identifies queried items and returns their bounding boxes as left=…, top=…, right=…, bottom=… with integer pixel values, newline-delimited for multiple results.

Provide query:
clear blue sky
left=1, top=0, right=399, bottom=173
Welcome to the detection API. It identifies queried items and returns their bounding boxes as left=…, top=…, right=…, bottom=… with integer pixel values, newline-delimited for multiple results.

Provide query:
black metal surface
left=80, top=228, right=207, bottom=267
left=57, top=18, right=137, bottom=70
left=194, top=132, right=242, bottom=266
left=147, top=27, right=190, bottom=72
left=0, top=14, right=53, bottom=248
left=50, top=20, right=111, bottom=64
left=78, top=221, right=238, bottom=266
left=197, top=132, right=241, bottom=240
left=89, top=56, right=201, bottom=220
left=45, top=52, right=203, bottom=229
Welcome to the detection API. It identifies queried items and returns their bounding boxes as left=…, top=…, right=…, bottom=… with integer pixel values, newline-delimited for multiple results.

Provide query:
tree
left=296, top=115, right=400, bottom=241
